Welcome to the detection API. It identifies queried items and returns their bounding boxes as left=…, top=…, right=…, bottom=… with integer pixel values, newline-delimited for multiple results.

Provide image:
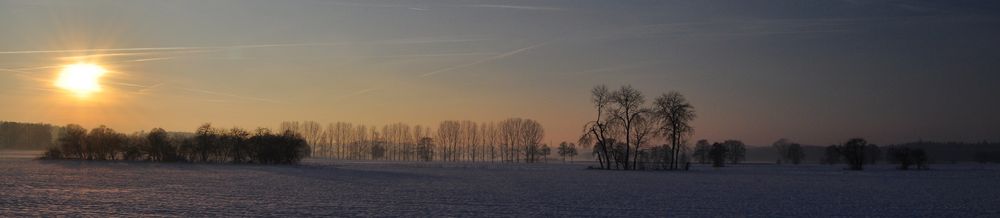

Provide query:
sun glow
left=55, top=63, right=107, bottom=97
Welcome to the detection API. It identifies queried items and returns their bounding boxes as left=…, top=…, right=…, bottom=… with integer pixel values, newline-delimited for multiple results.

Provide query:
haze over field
left=2, top=0, right=999, bottom=146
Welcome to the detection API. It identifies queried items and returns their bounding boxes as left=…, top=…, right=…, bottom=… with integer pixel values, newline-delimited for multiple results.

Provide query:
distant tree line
left=691, top=139, right=747, bottom=167
left=556, top=141, right=580, bottom=162
left=278, top=118, right=550, bottom=163
left=772, top=138, right=807, bottom=165
left=42, top=124, right=309, bottom=164
left=0, top=121, right=61, bottom=149
left=821, top=138, right=928, bottom=170
left=580, top=85, right=696, bottom=170
left=975, top=151, right=1000, bottom=163
left=890, top=141, right=1000, bottom=163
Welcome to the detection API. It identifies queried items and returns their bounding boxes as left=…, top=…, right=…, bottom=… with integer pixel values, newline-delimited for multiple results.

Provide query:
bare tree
left=460, top=121, right=479, bottom=162
left=607, top=85, right=645, bottom=170
left=580, top=85, right=614, bottom=169
left=842, top=138, right=868, bottom=170
left=437, top=121, right=461, bottom=161
left=692, top=139, right=711, bottom=164
left=772, top=138, right=791, bottom=164
left=300, top=121, right=322, bottom=156
left=652, top=91, right=696, bottom=170
left=709, top=142, right=728, bottom=167
left=723, top=140, right=746, bottom=164
left=629, top=112, right=657, bottom=168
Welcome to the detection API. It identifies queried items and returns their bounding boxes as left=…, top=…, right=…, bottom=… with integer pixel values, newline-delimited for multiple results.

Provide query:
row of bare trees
left=280, top=118, right=548, bottom=162
left=580, top=85, right=697, bottom=170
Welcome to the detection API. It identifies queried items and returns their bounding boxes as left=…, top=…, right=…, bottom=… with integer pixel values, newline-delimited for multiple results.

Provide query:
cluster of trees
left=886, top=147, right=928, bottom=170
left=691, top=140, right=747, bottom=167
left=278, top=118, right=549, bottom=163
left=0, top=121, right=60, bottom=149
left=975, top=151, right=1000, bottom=163
left=822, top=140, right=882, bottom=166
left=821, top=138, right=926, bottom=170
left=890, top=141, right=1000, bottom=163
left=772, top=138, right=806, bottom=164
left=42, top=124, right=309, bottom=164
left=580, top=85, right=696, bottom=170
left=556, top=142, right=580, bottom=162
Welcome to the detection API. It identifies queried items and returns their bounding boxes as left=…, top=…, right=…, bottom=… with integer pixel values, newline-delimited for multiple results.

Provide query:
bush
left=41, top=147, right=62, bottom=160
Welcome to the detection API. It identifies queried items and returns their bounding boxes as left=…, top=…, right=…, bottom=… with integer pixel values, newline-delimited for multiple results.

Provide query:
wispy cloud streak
left=421, top=43, right=546, bottom=77
left=467, top=4, right=565, bottom=11
left=179, top=87, right=280, bottom=104
left=0, top=37, right=492, bottom=55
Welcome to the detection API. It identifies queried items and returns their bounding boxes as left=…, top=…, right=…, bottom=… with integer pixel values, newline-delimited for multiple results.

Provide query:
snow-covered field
left=2, top=151, right=999, bottom=217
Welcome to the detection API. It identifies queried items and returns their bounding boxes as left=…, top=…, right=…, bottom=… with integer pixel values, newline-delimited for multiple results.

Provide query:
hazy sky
left=1, top=0, right=999, bottom=146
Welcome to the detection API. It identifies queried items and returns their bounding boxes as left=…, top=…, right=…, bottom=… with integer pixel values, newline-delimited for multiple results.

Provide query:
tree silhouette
left=653, top=91, right=696, bottom=170
left=822, top=145, right=841, bottom=164
left=723, top=140, right=746, bottom=164
left=417, top=137, right=435, bottom=161
left=692, top=139, right=710, bottom=164
left=912, top=148, right=928, bottom=170
left=786, top=143, right=805, bottom=165
left=557, top=142, right=579, bottom=162
left=45, top=124, right=310, bottom=164
left=772, top=138, right=790, bottom=164
left=709, top=142, right=728, bottom=167
left=841, top=138, right=869, bottom=170
left=888, top=147, right=929, bottom=170
left=865, top=144, right=882, bottom=164
left=59, top=124, right=87, bottom=159
left=580, top=85, right=614, bottom=169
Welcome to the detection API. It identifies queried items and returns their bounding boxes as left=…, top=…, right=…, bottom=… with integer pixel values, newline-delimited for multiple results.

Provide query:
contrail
left=5, top=56, right=179, bottom=73
left=420, top=42, right=546, bottom=77
left=0, top=46, right=208, bottom=55
left=575, top=61, right=658, bottom=75
left=57, top=49, right=216, bottom=60
left=467, top=4, right=565, bottom=11
left=126, top=57, right=175, bottom=62
left=0, top=38, right=492, bottom=55
left=179, top=87, right=281, bottom=104
left=0, top=43, right=339, bottom=55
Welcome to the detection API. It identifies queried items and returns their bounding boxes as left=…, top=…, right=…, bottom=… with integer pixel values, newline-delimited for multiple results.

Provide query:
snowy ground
left=2, top=151, right=999, bottom=217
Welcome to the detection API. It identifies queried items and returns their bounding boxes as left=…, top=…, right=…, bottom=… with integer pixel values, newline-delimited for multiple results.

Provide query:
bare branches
left=582, top=84, right=697, bottom=170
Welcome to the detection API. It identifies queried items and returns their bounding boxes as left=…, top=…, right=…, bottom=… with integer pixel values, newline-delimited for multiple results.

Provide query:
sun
left=55, top=63, right=107, bottom=97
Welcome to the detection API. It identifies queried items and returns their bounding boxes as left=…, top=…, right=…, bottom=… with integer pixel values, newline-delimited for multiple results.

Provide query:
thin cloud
left=179, top=87, right=280, bottom=104
left=328, top=86, right=382, bottom=104
left=467, top=4, right=565, bottom=11
left=575, top=61, right=659, bottom=75
left=420, top=42, right=547, bottom=77
left=0, top=37, right=493, bottom=55
left=126, top=57, right=175, bottom=62
left=587, top=18, right=870, bottom=41
left=57, top=49, right=216, bottom=60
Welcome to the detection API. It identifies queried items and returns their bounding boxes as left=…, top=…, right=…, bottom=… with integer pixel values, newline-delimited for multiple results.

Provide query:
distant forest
left=0, top=121, right=61, bottom=149
left=40, top=123, right=309, bottom=164
left=3, top=120, right=1000, bottom=164
left=741, top=141, right=1000, bottom=164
